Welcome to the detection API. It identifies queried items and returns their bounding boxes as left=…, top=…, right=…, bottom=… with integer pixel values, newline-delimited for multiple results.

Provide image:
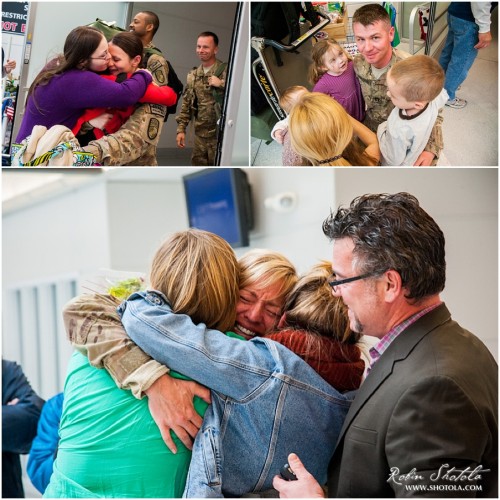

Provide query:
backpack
left=164, top=61, right=183, bottom=115
left=143, top=48, right=183, bottom=115
left=11, top=125, right=97, bottom=167
left=212, top=62, right=227, bottom=115
left=186, top=62, right=227, bottom=121
left=88, top=18, right=125, bottom=41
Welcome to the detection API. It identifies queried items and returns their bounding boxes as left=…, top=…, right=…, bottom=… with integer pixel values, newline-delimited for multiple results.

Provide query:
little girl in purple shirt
left=309, top=39, right=365, bottom=122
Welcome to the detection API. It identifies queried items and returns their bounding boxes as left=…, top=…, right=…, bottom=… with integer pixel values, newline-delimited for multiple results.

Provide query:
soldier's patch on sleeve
left=147, top=118, right=160, bottom=140
left=149, top=60, right=163, bottom=72
left=148, top=104, right=167, bottom=118
left=154, top=69, right=166, bottom=84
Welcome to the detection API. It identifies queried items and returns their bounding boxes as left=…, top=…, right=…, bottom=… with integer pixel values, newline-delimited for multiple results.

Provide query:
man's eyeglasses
left=90, top=51, right=110, bottom=61
left=328, top=272, right=381, bottom=292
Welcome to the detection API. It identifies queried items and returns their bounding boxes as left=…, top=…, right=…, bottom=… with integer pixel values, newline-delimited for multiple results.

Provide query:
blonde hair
left=309, top=39, right=351, bottom=85
left=289, top=92, right=376, bottom=166
left=284, top=261, right=360, bottom=345
left=388, top=55, right=445, bottom=102
left=238, top=249, right=298, bottom=310
left=149, top=229, right=239, bottom=332
left=279, top=85, right=308, bottom=114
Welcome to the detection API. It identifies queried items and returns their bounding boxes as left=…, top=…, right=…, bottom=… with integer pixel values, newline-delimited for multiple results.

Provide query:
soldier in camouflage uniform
left=176, top=32, right=227, bottom=166
left=130, top=11, right=169, bottom=88
left=352, top=4, right=443, bottom=165
left=83, top=11, right=169, bottom=166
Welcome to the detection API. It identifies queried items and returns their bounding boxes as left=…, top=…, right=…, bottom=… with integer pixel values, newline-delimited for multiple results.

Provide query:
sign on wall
left=2, top=2, right=29, bottom=164
left=2, top=2, right=29, bottom=35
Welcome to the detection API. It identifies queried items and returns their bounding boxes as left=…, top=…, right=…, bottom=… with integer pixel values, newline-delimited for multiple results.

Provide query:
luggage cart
left=251, top=8, right=330, bottom=121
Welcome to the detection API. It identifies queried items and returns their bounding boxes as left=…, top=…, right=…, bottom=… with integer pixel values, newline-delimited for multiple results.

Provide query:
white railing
left=4, top=275, right=78, bottom=398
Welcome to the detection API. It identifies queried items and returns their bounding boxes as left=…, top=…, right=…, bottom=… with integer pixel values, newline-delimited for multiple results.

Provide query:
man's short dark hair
left=140, top=11, right=160, bottom=37
left=352, top=4, right=391, bottom=28
left=322, top=193, right=446, bottom=301
left=198, top=31, right=219, bottom=46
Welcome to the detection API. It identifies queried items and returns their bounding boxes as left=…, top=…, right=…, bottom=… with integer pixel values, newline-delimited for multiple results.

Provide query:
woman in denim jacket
left=117, top=283, right=356, bottom=497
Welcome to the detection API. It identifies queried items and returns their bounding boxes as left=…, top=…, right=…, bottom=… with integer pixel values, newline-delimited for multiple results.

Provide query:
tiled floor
left=252, top=13, right=498, bottom=167
left=156, top=147, right=193, bottom=166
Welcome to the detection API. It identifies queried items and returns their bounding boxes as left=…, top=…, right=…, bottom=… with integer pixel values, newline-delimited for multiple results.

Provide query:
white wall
left=2, top=179, right=111, bottom=398
left=2, top=179, right=110, bottom=286
left=106, top=180, right=188, bottom=270
left=241, top=168, right=336, bottom=271
left=221, top=2, right=250, bottom=166
left=26, top=2, right=129, bottom=86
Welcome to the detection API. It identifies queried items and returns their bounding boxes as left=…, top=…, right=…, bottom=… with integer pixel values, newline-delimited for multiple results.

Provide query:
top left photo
left=2, top=1, right=249, bottom=167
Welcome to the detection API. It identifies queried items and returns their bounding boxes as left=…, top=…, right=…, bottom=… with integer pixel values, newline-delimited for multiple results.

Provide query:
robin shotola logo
left=388, top=464, right=490, bottom=485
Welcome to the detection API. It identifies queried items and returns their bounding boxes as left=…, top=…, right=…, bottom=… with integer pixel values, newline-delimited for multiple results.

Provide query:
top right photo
left=251, top=1, right=498, bottom=167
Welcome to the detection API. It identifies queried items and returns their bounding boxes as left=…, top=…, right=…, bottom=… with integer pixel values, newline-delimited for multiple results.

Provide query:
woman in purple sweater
left=16, top=26, right=152, bottom=142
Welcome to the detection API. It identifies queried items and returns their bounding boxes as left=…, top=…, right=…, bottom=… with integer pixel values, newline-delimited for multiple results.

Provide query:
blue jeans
left=439, top=13, right=479, bottom=100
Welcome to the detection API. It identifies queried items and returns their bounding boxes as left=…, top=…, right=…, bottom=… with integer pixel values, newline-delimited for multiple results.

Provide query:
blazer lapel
left=336, top=303, right=451, bottom=443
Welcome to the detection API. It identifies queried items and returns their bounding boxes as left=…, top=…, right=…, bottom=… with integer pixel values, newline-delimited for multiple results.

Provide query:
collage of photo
left=1, top=2, right=498, bottom=499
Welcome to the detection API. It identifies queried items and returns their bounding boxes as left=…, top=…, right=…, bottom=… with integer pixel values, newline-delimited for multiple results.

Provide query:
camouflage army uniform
left=143, top=42, right=169, bottom=87
left=176, top=59, right=227, bottom=166
left=84, top=103, right=167, bottom=166
left=83, top=43, right=169, bottom=166
left=64, top=293, right=166, bottom=399
left=354, top=48, right=444, bottom=164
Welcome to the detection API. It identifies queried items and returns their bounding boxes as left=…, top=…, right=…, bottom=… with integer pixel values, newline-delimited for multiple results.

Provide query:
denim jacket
left=118, top=291, right=354, bottom=497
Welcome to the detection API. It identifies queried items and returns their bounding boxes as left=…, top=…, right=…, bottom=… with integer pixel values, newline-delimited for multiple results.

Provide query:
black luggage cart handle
left=251, top=10, right=330, bottom=121
left=251, top=10, right=330, bottom=53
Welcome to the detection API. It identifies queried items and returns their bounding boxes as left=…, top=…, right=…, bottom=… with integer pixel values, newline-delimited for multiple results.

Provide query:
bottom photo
left=2, top=167, right=498, bottom=498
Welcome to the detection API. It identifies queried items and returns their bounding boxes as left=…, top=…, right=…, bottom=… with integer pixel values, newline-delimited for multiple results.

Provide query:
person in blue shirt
left=439, top=2, right=494, bottom=108
left=27, top=392, right=64, bottom=494
left=2, top=359, right=45, bottom=498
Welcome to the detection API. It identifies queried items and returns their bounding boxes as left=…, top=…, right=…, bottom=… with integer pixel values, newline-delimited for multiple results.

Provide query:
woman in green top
left=44, top=229, right=239, bottom=498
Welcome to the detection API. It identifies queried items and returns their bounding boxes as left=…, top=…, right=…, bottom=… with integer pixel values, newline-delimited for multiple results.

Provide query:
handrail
left=409, top=3, right=430, bottom=55
left=408, top=2, right=448, bottom=56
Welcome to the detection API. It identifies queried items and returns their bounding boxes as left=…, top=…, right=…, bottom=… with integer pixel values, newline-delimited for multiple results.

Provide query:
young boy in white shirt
left=377, top=55, right=448, bottom=166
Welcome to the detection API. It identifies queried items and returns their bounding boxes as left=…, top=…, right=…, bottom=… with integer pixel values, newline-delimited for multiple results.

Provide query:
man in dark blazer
left=274, top=193, right=498, bottom=498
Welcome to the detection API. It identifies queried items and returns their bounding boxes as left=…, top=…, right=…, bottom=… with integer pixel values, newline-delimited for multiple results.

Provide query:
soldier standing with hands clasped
left=176, top=32, right=227, bottom=166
